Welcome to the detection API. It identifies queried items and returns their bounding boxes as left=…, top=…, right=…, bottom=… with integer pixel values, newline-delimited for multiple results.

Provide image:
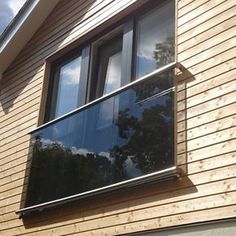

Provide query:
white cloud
left=8, top=0, right=26, bottom=15
left=0, top=0, right=26, bottom=36
left=60, top=57, right=82, bottom=85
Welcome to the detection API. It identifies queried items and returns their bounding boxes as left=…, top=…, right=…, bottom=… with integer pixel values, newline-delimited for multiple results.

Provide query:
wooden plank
left=88, top=205, right=236, bottom=236
left=178, top=16, right=236, bottom=53
left=0, top=156, right=28, bottom=175
left=178, top=5, right=236, bottom=44
left=179, top=0, right=212, bottom=17
left=179, top=78, right=236, bottom=111
left=177, top=114, right=236, bottom=143
left=0, top=148, right=30, bottom=166
left=0, top=104, right=39, bottom=134
left=0, top=77, right=43, bottom=110
left=177, top=68, right=236, bottom=101
left=178, top=139, right=236, bottom=163
left=178, top=26, right=236, bottom=61
left=178, top=49, right=236, bottom=85
left=178, top=0, right=235, bottom=35
left=179, top=37, right=235, bottom=67
left=178, top=0, right=225, bottom=26
left=184, top=103, right=236, bottom=130
left=177, top=91, right=236, bottom=122
left=0, top=176, right=26, bottom=194
left=177, top=126, right=236, bottom=153
left=178, top=0, right=196, bottom=10
left=187, top=151, right=236, bottom=174
left=0, top=140, right=31, bottom=163
left=0, top=89, right=41, bottom=118
left=177, top=76, right=236, bottom=112
left=0, top=98, right=40, bottom=124
left=176, top=57, right=236, bottom=91
left=0, top=116, right=37, bottom=144
left=0, top=69, right=43, bottom=96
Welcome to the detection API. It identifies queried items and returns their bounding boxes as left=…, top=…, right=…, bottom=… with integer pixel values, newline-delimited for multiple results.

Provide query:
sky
left=0, top=0, right=26, bottom=36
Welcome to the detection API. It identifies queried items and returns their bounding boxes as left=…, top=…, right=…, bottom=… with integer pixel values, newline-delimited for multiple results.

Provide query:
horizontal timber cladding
left=0, top=0, right=236, bottom=235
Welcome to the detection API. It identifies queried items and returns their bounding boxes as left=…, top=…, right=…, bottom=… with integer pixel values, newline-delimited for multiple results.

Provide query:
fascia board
left=0, top=0, right=60, bottom=76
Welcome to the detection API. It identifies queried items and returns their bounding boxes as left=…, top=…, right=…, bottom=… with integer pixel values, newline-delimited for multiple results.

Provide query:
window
left=135, top=1, right=175, bottom=78
left=20, top=0, right=176, bottom=215
left=45, top=48, right=89, bottom=121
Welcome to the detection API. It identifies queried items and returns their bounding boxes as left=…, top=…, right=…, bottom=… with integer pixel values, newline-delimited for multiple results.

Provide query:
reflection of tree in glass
left=132, top=71, right=172, bottom=103
left=113, top=81, right=174, bottom=175
left=26, top=137, right=113, bottom=206
left=154, top=37, right=174, bottom=68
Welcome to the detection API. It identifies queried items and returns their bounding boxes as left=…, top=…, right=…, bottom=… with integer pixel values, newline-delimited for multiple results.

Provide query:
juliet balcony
left=17, top=63, right=179, bottom=215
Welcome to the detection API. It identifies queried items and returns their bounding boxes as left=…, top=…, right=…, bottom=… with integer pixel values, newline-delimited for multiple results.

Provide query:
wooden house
left=0, top=0, right=235, bottom=235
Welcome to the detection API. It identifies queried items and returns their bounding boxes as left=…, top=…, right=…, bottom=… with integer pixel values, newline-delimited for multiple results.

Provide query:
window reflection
left=103, top=51, right=122, bottom=95
left=136, top=1, right=175, bottom=78
left=54, top=56, right=82, bottom=118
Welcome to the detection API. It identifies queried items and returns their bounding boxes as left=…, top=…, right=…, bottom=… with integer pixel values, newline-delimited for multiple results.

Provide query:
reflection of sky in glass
left=136, top=1, right=174, bottom=78
left=103, top=51, right=122, bottom=95
left=97, top=51, right=122, bottom=129
left=55, top=56, right=82, bottom=118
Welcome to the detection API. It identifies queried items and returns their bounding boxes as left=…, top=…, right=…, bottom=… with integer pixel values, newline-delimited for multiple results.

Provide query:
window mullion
left=121, top=18, right=134, bottom=85
left=79, top=45, right=90, bottom=106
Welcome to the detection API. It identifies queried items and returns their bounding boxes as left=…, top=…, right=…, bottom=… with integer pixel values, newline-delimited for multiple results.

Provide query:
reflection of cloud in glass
left=0, top=0, right=26, bottom=35
left=103, top=51, right=122, bottom=95
left=55, top=56, right=82, bottom=117
left=124, top=156, right=142, bottom=177
left=99, top=151, right=110, bottom=158
left=71, top=147, right=93, bottom=156
left=60, top=57, right=81, bottom=85
left=40, top=138, right=63, bottom=148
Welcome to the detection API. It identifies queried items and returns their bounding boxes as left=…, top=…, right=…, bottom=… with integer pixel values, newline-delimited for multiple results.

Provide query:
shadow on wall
left=0, top=0, right=98, bottom=115
left=175, top=63, right=195, bottom=176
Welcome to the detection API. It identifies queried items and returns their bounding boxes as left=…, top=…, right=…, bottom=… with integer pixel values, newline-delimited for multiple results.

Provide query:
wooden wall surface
left=0, top=0, right=235, bottom=235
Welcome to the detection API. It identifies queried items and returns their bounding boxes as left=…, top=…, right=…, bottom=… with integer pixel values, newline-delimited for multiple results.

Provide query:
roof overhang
left=0, top=0, right=60, bottom=77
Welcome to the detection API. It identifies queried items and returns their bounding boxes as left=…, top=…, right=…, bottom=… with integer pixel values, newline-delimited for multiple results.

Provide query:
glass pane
left=55, top=56, right=82, bottom=118
left=103, top=51, right=122, bottom=95
left=97, top=51, right=122, bottom=129
left=26, top=70, right=174, bottom=207
left=136, top=1, right=175, bottom=78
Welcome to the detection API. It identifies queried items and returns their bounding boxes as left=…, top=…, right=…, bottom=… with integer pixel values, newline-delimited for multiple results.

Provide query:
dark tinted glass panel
left=26, top=71, right=174, bottom=207
left=136, top=1, right=175, bottom=78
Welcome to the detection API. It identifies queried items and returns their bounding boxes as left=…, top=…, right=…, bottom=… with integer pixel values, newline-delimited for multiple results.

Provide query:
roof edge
left=0, top=0, right=60, bottom=76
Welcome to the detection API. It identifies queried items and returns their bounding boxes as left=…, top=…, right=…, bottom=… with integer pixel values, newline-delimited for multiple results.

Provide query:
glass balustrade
left=25, top=69, right=175, bottom=207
